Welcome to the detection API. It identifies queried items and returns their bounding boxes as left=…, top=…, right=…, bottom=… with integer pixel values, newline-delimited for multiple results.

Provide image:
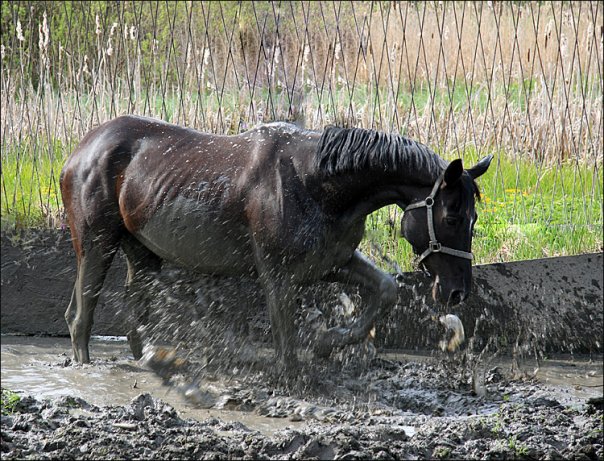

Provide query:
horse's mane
left=316, top=126, right=447, bottom=185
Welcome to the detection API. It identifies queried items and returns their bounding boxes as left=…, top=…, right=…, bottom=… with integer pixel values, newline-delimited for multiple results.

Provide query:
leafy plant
left=508, top=435, right=530, bottom=456
left=433, top=446, right=452, bottom=459
left=1, top=388, right=21, bottom=415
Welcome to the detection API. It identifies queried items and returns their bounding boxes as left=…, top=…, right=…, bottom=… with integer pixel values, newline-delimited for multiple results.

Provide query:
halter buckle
left=425, top=197, right=434, bottom=207
left=429, top=241, right=441, bottom=252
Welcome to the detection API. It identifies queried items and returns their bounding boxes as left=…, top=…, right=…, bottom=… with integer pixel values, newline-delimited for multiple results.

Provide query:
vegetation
left=1, top=388, right=21, bottom=415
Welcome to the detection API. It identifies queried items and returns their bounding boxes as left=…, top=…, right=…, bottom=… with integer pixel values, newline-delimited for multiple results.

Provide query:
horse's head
left=401, top=155, right=493, bottom=306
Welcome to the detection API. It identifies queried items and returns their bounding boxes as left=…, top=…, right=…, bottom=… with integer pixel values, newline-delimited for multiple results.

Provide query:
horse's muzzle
left=432, top=276, right=469, bottom=306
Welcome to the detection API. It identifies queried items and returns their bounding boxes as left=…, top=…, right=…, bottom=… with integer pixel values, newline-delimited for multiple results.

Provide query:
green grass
left=1, top=137, right=67, bottom=229
left=469, top=149, right=602, bottom=264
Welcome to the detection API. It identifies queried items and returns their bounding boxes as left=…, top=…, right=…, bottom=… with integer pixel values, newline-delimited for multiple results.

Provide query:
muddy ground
left=2, top=335, right=603, bottom=460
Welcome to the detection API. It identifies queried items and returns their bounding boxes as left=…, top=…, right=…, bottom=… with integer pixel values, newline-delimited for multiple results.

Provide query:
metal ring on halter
left=429, top=241, right=441, bottom=252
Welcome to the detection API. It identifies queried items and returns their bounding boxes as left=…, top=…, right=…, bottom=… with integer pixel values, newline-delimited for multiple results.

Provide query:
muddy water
left=382, top=350, right=602, bottom=408
left=0, top=335, right=307, bottom=436
left=3, top=335, right=601, bottom=411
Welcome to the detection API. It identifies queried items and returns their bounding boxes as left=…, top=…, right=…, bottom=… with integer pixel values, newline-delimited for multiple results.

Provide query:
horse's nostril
left=449, top=290, right=463, bottom=305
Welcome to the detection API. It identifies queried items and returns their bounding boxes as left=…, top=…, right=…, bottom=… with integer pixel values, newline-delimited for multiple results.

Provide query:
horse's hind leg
left=65, top=240, right=118, bottom=363
left=120, top=234, right=162, bottom=360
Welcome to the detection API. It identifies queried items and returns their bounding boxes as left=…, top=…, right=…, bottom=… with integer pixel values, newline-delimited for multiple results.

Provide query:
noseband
left=402, top=175, right=474, bottom=266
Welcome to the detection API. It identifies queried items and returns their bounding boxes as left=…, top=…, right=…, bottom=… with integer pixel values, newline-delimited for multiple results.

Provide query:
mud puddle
left=381, top=350, right=603, bottom=406
left=3, top=335, right=600, bottom=409
left=0, top=335, right=308, bottom=437
left=2, top=334, right=603, bottom=460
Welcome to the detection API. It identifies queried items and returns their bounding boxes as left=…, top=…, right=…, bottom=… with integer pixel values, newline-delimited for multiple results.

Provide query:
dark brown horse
left=60, top=115, right=492, bottom=370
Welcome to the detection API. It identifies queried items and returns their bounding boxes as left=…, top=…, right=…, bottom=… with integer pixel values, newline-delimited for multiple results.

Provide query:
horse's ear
left=467, top=155, right=493, bottom=180
left=443, top=159, right=464, bottom=187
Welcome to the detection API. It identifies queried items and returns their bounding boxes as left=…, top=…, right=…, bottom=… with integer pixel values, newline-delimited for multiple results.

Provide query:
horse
left=60, top=115, right=492, bottom=371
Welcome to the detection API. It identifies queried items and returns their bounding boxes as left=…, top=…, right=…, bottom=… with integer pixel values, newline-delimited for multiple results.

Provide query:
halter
left=403, top=174, right=474, bottom=266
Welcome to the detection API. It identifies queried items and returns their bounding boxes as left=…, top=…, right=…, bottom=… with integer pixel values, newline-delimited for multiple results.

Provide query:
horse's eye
left=445, top=216, right=458, bottom=226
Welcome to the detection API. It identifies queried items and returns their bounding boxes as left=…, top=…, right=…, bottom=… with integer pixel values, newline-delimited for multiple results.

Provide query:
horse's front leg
left=314, top=250, right=397, bottom=358
left=252, top=239, right=300, bottom=372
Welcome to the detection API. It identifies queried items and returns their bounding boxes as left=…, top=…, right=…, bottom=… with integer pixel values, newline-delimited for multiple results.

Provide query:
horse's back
left=61, top=115, right=234, bottom=220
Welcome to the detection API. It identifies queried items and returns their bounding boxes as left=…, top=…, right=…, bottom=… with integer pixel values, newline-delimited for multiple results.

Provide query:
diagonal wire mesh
left=1, top=1, right=602, bottom=267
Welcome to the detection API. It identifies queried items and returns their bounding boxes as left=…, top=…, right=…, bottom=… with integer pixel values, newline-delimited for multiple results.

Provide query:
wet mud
left=2, top=336, right=602, bottom=460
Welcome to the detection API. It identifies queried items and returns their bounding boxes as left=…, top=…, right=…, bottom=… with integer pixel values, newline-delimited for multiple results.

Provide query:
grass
left=468, top=149, right=603, bottom=263
left=508, top=435, right=530, bottom=457
left=1, top=137, right=66, bottom=229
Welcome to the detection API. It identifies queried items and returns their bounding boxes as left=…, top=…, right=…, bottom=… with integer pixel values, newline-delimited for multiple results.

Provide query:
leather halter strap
left=403, top=175, right=474, bottom=265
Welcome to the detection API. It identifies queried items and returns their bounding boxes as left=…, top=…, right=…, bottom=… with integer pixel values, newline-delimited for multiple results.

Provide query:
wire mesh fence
left=1, top=1, right=602, bottom=266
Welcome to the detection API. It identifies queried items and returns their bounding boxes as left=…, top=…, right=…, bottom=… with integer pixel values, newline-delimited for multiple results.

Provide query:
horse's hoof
left=438, top=314, right=465, bottom=352
left=73, top=352, right=91, bottom=364
left=142, top=346, right=188, bottom=380
left=130, top=346, right=144, bottom=361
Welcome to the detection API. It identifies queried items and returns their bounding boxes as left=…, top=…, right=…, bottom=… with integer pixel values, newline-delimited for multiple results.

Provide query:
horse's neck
left=318, top=170, right=434, bottom=222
